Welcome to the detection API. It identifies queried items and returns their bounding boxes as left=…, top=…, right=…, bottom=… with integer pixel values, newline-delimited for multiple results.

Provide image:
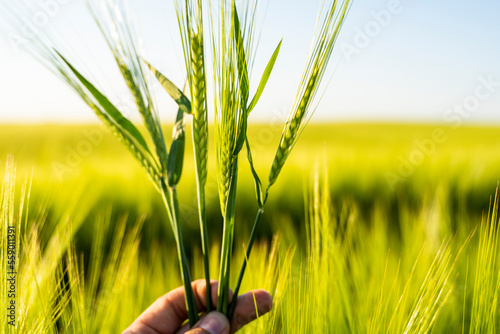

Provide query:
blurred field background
left=2, top=122, right=500, bottom=332
left=4, top=122, right=500, bottom=244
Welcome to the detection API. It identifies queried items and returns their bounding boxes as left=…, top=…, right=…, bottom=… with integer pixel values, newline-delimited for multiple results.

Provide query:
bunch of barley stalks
left=8, top=0, right=351, bottom=327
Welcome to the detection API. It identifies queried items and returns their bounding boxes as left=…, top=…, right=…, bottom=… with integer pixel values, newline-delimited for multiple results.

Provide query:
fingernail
left=199, top=312, right=229, bottom=334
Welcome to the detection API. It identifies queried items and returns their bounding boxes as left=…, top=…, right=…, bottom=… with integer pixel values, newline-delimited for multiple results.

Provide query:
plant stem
left=196, top=186, right=212, bottom=311
left=192, top=116, right=212, bottom=311
left=160, top=180, right=199, bottom=327
left=217, top=158, right=239, bottom=315
left=227, top=207, right=264, bottom=320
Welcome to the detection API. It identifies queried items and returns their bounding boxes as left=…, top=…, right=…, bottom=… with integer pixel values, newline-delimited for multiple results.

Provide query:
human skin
left=122, top=279, right=273, bottom=334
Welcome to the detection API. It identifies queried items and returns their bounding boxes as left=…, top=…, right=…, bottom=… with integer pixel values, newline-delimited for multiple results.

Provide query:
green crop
left=5, top=0, right=352, bottom=326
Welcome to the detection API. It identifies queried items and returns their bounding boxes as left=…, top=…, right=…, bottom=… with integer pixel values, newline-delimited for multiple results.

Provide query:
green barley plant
left=6, top=0, right=352, bottom=327
left=208, top=0, right=267, bottom=314
left=142, top=0, right=310, bottom=318
left=145, top=0, right=213, bottom=311
left=228, top=0, right=351, bottom=318
left=144, top=0, right=282, bottom=316
left=175, top=0, right=213, bottom=311
left=6, top=0, right=200, bottom=326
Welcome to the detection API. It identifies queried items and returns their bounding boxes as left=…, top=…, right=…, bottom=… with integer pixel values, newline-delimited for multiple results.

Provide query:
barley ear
left=87, top=2, right=169, bottom=171
left=268, top=0, right=351, bottom=189
left=57, top=53, right=151, bottom=156
left=91, top=106, right=161, bottom=189
left=190, top=33, right=209, bottom=188
left=56, top=53, right=161, bottom=189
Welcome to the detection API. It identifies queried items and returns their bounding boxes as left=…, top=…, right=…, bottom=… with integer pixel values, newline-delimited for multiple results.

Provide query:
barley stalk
left=217, top=156, right=239, bottom=314
left=209, top=0, right=249, bottom=314
left=175, top=0, right=213, bottom=312
left=56, top=53, right=164, bottom=192
left=229, top=0, right=351, bottom=319
left=209, top=0, right=282, bottom=316
left=190, top=31, right=213, bottom=310
left=210, top=0, right=256, bottom=216
left=122, top=65, right=170, bottom=175
left=87, top=1, right=170, bottom=174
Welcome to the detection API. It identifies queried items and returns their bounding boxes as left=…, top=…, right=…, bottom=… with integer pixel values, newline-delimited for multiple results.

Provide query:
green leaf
left=167, top=114, right=186, bottom=187
left=57, top=52, right=152, bottom=156
left=247, top=40, right=282, bottom=113
left=144, top=60, right=192, bottom=115
left=233, top=115, right=247, bottom=156
left=167, top=83, right=188, bottom=187
left=245, top=138, right=264, bottom=207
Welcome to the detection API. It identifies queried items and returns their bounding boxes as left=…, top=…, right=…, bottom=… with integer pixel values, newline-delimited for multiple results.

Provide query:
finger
left=176, top=286, right=236, bottom=334
left=179, top=289, right=273, bottom=334
left=184, top=312, right=229, bottom=334
left=127, top=280, right=227, bottom=334
left=230, top=290, right=273, bottom=333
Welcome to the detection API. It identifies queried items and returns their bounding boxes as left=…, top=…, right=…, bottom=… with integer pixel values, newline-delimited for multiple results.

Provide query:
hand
left=123, top=279, right=273, bottom=334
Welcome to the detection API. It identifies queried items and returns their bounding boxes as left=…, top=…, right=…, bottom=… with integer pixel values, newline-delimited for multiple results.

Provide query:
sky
left=0, top=0, right=499, bottom=124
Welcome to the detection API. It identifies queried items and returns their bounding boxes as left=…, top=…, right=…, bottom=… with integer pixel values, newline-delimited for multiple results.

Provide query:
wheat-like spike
left=192, top=117, right=208, bottom=185
left=210, top=0, right=248, bottom=215
left=88, top=1, right=169, bottom=173
left=268, top=0, right=350, bottom=189
left=268, top=67, right=320, bottom=187
left=216, top=103, right=237, bottom=214
left=119, top=64, right=169, bottom=173
left=19, top=39, right=162, bottom=189
left=5, top=10, right=162, bottom=190
left=209, top=1, right=263, bottom=313
left=175, top=0, right=209, bottom=187
left=191, top=33, right=209, bottom=187
left=91, top=105, right=161, bottom=189
left=216, top=124, right=236, bottom=214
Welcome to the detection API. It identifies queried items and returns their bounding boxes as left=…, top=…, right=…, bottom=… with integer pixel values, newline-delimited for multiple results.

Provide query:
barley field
left=1, top=0, right=499, bottom=332
left=1, top=123, right=499, bottom=333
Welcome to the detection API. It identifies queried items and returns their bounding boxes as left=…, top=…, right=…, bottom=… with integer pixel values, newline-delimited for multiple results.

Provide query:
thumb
left=186, top=312, right=230, bottom=334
